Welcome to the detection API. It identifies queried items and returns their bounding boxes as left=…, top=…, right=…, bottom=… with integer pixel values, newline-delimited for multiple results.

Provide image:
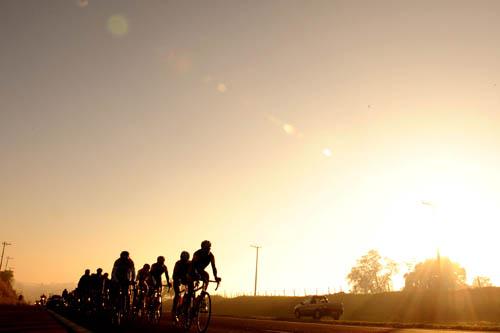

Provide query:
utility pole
left=250, top=245, right=261, bottom=296
left=5, top=257, right=13, bottom=271
left=0, top=242, right=12, bottom=271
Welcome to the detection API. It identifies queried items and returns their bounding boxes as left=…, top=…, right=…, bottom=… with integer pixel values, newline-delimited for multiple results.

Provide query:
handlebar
left=193, top=279, right=221, bottom=292
left=209, top=279, right=221, bottom=291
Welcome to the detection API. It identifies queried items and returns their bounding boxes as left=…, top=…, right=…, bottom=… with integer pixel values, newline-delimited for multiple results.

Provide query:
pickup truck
left=293, top=295, right=343, bottom=320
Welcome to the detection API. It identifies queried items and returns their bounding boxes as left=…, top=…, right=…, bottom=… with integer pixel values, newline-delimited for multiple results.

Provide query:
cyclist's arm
left=165, top=265, right=170, bottom=286
left=111, top=263, right=118, bottom=282
left=210, top=254, right=218, bottom=279
left=192, top=252, right=200, bottom=265
left=130, top=262, right=136, bottom=281
left=173, top=263, right=179, bottom=279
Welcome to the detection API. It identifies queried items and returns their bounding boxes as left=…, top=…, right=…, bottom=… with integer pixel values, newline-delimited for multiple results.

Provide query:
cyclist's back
left=150, top=256, right=170, bottom=290
left=173, top=258, right=190, bottom=284
left=77, top=269, right=92, bottom=298
left=189, top=241, right=219, bottom=283
left=136, top=264, right=150, bottom=291
left=112, top=251, right=135, bottom=288
left=191, top=249, right=213, bottom=273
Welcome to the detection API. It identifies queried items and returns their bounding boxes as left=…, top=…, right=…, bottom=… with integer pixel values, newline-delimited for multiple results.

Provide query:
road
left=1, top=306, right=496, bottom=333
left=196, top=316, right=397, bottom=333
left=0, top=305, right=67, bottom=332
left=88, top=315, right=497, bottom=333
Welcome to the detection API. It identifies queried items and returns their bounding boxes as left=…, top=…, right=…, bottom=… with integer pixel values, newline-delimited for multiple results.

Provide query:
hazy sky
left=2, top=0, right=500, bottom=294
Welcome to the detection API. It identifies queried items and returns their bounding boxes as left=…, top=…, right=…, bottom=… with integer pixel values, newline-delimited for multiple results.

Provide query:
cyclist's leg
left=200, top=270, right=209, bottom=290
left=110, top=281, right=120, bottom=307
left=172, top=281, right=181, bottom=314
left=120, top=281, right=129, bottom=312
left=185, top=275, right=195, bottom=308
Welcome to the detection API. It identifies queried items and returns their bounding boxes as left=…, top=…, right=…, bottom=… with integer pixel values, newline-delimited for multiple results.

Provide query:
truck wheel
left=294, top=310, right=301, bottom=319
left=313, top=309, right=321, bottom=320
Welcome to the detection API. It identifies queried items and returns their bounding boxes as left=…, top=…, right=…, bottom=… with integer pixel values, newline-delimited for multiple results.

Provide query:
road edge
left=47, top=310, right=93, bottom=333
left=212, top=315, right=500, bottom=332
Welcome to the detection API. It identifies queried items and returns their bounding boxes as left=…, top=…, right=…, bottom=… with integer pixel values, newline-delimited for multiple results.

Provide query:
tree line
left=347, top=249, right=493, bottom=294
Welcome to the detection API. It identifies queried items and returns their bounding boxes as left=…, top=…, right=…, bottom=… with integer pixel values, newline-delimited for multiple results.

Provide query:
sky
left=1, top=0, right=500, bottom=295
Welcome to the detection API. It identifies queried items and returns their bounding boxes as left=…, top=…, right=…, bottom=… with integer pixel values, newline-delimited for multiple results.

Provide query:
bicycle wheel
left=153, top=300, right=162, bottom=324
left=111, top=301, right=123, bottom=326
left=111, top=290, right=125, bottom=326
left=196, top=292, right=211, bottom=333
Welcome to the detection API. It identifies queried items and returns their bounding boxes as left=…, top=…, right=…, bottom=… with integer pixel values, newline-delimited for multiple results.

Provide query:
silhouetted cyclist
left=62, top=289, right=69, bottom=301
left=190, top=240, right=220, bottom=284
left=150, top=256, right=171, bottom=292
left=111, top=251, right=136, bottom=311
left=90, top=268, right=104, bottom=304
left=172, top=251, right=190, bottom=319
left=112, top=251, right=136, bottom=285
left=134, top=263, right=151, bottom=311
left=77, top=269, right=92, bottom=301
left=186, top=240, right=221, bottom=306
left=102, top=272, right=111, bottom=296
left=136, top=263, right=150, bottom=293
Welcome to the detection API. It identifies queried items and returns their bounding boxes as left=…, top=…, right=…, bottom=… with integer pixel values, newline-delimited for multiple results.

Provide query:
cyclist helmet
left=180, top=251, right=190, bottom=261
left=143, top=263, right=150, bottom=270
left=201, top=240, right=211, bottom=250
left=97, top=268, right=103, bottom=274
left=157, top=256, right=165, bottom=263
left=120, top=251, right=129, bottom=259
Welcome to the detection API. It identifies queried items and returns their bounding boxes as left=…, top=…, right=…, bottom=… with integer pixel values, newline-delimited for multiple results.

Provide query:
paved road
left=202, top=316, right=397, bottom=333
left=0, top=305, right=67, bottom=332
left=1, top=306, right=496, bottom=333
left=88, top=315, right=497, bottom=333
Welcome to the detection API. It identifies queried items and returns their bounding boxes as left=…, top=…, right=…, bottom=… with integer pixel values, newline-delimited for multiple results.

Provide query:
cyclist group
left=74, top=240, right=221, bottom=323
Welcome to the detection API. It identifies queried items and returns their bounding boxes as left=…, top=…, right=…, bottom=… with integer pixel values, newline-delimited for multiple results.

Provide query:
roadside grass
left=210, top=314, right=500, bottom=331
left=200, top=287, right=500, bottom=331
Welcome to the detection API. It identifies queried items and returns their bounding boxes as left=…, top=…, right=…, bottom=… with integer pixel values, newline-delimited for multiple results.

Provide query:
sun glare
left=374, top=167, right=500, bottom=286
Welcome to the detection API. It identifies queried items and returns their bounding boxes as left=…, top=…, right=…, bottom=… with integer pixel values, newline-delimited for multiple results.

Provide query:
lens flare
left=107, top=15, right=129, bottom=37
left=78, top=0, right=89, bottom=8
left=283, top=123, right=296, bottom=135
left=166, top=50, right=192, bottom=73
left=217, top=83, right=227, bottom=93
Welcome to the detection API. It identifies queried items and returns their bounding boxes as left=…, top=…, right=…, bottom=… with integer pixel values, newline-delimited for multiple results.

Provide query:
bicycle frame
left=176, top=279, right=220, bottom=332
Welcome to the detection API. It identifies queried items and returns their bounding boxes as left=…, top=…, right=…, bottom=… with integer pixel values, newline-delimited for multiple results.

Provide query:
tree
left=347, top=249, right=399, bottom=294
left=0, top=269, right=14, bottom=284
left=0, top=270, right=17, bottom=303
left=404, top=257, right=466, bottom=291
left=472, top=276, right=492, bottom=288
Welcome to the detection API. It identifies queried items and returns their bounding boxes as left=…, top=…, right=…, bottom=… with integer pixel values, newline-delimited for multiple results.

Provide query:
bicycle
left=146, top=283, right=169, bottom=324
left=132, top=283, right=149, bottom=320
left=175, top=279, right=220, bottom=333
left=111, top=282, right=135, bottom=326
